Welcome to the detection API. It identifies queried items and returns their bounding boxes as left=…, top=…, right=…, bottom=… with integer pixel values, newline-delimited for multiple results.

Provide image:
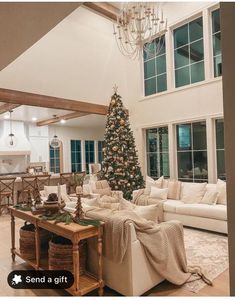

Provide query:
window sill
left=139, top=76, right=222, bottom=102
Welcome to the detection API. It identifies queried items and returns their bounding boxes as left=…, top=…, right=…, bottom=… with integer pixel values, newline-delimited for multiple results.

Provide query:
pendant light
left=6, top=110, right=17, bottom=147
left=50, top=115, right=61, bottom=149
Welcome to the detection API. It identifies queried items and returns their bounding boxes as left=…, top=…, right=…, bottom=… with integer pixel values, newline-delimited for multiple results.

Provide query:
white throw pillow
left=181, top=182, right=207, bottom=203
left=206, top=183, right=217, bottom=193
left=133, top=204, right=160, bottom=223
left=144, top=176, right=163, bottom=195
left=44, top=184, right=67, bottom=197
left=82, top=197, right=99, bottom=207
left=149, top=186, right=168, bottom=200
left=217, top=179, right=227, bottom=205
left=199, top=191, right=218, bottom=205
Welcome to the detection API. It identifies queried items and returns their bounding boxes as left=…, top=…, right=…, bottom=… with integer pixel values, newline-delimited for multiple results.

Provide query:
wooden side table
left=10, top=207, right=104, bottom=296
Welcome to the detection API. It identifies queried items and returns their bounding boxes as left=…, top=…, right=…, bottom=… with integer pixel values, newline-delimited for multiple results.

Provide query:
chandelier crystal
left=113, top=2, right=167, bottom=60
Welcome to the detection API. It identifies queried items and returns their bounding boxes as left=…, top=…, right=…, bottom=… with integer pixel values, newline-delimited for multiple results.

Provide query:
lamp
left=6, top=110, right=17, bottom=147
left=113, top=2, right=167, bottom=59
left=49, top=115, right=61, bottom=149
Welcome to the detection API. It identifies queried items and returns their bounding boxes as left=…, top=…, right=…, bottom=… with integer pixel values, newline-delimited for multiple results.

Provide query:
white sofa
left=134, top=182, right=227, bottom=234
left=65, top=201, right=164, bottom=296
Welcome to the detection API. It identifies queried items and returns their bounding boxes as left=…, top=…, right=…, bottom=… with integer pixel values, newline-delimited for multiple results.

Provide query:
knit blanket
left=83, top=206, right=212, bottom=287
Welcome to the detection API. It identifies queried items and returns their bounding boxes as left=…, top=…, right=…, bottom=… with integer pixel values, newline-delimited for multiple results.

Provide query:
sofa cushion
left=144, top=176, right=163, bottom=194
left=163, top=200, right=185, bottom=213
left=175, top=204, right=227, bottom=221
left=150, top=186, right=168, bottom=200
left=163, top=180, right=182, bottom=200
left=206, top=183, right=217, bottom=193
left=199, top=191, right=218, bottom=205
left=181, top=182, right=207, bottom=203
left=217, top=179, right=227, bottom=205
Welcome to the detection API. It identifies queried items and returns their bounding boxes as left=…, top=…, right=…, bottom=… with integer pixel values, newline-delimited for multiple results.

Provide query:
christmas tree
left=102, top=89, right=144, bottom=200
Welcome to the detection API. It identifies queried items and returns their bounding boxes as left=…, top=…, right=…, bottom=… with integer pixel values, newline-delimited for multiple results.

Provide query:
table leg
left=98, top=226, right=104, bottom=296
left=11, top=212, right=16, bottom=262
left=35, top=224, right=41, bottom=270
left=73, top=241, right=80, bottom=293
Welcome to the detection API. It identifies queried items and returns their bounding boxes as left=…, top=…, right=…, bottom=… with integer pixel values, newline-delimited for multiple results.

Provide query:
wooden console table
left=9, top=207, right=104, bottom=296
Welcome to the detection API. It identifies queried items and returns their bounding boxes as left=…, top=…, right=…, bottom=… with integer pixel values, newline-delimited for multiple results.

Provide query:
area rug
left=182, top=227, right=228, bottom=293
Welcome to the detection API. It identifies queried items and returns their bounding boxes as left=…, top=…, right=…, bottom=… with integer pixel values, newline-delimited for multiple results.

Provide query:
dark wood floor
left=0, top=215, right=230, bottom=296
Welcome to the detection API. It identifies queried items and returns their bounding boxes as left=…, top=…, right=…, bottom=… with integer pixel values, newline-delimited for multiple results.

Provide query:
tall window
left=212, top=9, right=222, bottom=77
left=71, top=140, right=82, bottom=172
left=174, top=17, right=205, bottom=88
left=146, top=127, right=169, bottom=179
left=49, top=145, right=60, bottom=173
left=85, top=140, right=95, bottom=172
left=144, top=35, right=167, bottom=96
left=98, top=141, right=104, bottom=163
left=215, top=119, right=225, bottom=180
left=176, top=121, right=208, bottom=182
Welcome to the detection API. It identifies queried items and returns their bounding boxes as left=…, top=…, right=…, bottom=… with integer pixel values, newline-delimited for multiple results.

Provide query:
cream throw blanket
left=83, top=206, right=212, bottom=287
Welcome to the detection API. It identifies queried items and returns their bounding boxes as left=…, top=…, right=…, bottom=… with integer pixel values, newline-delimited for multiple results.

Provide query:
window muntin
left=176, top=121, right=208, bottom=182
left=144, top=35, right=167, bottom=96
left=212, top=9, right=222, bottom=77
left=50, top=146, right=60, bottom=173
left=174, top=17, right=205, bottom=88
left=215, top=119, right=225, bottom=180
left=146, top=127, right=169, bottom=179
left=71, top=140, right=82, bottom=172
left=85, top=140, right=95, bottom=173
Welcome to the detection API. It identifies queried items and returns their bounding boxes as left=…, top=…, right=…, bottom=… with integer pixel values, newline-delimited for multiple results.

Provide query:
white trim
left=139, top=76, right=222, bottom=102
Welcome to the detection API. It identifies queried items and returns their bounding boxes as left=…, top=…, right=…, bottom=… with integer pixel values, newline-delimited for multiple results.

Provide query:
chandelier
left=49, top=115, right=61, bottom=149
left=6, top=110, right=17, bottom=147
left=113, top=2, right=167, bottom=60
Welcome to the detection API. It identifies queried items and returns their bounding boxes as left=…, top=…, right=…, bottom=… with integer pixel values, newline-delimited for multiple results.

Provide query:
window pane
left=191, top=61, right=205, bottom=84
left=144, top=59, right=155, bottom=79
left=161, top=153, right=170, bottom=177
left=177, top=124, right=192, bottom=150
left=147, top=153, right=158, bottom=178
left=213, top=32, right=221, bottom=56
left=159, top=127, right=169, bottom=152
left=193, top=151, right=208, bottom=179
left=157, top=74, right=167, bottom=93
left=174, top=45, right=189, bottom=69
left=177, top=152, right=193, bottom=180
left=146, top=129, right=157, bottom=152
left=214, top=55, right=222, bottom=77
left=189, top=17, right=203, bottom=42
left=190, top=40, right=204, bottom=63
left=216, top=119, right=224, bottom=149
left=145, top=77, right=156, bottom=96
left=217, top=150, right=225, bottom=180
left=193, top=122, right=207, bottom=150
left=156, top=55, right=166, bottom=74
left=144, top=41, right=155, bottom=61
left=155, top=36, right=166, bottom=56
left=212, top=9, right=220, bottom=33
left=71, top=140, right=75, bottom=151
left=174, top=24, right=188, bottom=48
left=175, top=66, right=190, bottom=88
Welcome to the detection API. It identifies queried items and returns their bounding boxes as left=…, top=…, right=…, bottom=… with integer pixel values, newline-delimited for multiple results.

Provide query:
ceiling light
left=32, top=117, right=37, bottom=121
left=60, top=119, right=66, bottom=124
left=113, top=2, right=167, bottom=59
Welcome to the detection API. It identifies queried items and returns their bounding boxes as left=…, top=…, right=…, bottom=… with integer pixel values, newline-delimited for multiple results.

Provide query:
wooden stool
left=36, top=174, right=51, bottom=191
left=18, top=176, right=37, bottom=205
left=60, top=173, right=74, bottom=194
left=0, top=177, right=16, bottom=215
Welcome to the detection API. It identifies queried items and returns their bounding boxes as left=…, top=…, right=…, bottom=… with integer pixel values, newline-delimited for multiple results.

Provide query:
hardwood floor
left=0, top=215, right=230, bottom=297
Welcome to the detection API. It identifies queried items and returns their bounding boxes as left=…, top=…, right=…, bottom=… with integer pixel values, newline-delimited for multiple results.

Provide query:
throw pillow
left=144, top=176, right=163, bottom=195
left=44, top=184, right=67, bottom=197
left=100, top=195, right=119, bottom=203
left=162, top=180, right=182, bottom=200
left=181, top=182, right=207, bottom=203
left=217, top=179, right=227, bottom=205
left=82, top=197, right=99, bottom=207
left=149, top=186, right=168, bottom=200
left=93, top=187, right=112, bottom=196
left=133, top=204, right=160, bottom=223
left=98, top=202, right=120, bottom=210
left=199, top=191, right=218, bottom=205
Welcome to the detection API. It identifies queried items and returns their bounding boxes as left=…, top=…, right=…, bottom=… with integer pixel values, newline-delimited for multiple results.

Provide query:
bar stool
left=36, top=174, right=51, bottom=191
left=18, top=176, right=37, bottom=205
left=0, top=177, right=16, bottom=215
left=60, top=173, right=74, bottom=194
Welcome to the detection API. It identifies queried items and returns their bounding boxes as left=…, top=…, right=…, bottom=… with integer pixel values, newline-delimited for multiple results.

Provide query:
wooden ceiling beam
left=0, top=103, right=20, bottom=114
left=37, top=111, right=90, bottom=127
left=0, top=88, right=108, bottom=115
left=83, top=2, right=119, bottom=21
